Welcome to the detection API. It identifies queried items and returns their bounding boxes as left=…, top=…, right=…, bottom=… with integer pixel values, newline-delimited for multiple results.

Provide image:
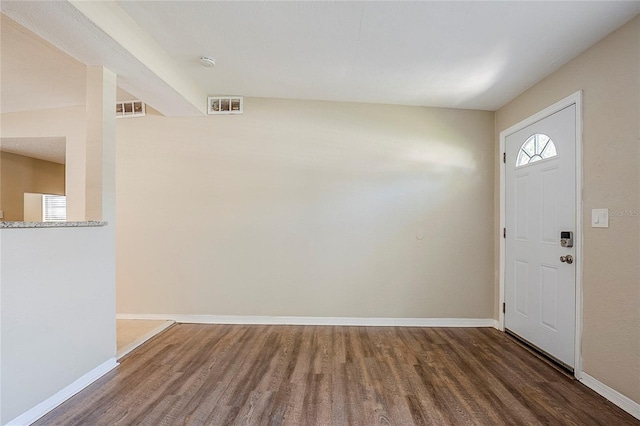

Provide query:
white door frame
left=498, top=91, right=583, bottom=377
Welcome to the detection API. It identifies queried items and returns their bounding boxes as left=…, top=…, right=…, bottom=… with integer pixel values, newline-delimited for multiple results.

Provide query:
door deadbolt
left=560, top=255, right=574, bottom=264
left=560, top=231, right=574, bottom=248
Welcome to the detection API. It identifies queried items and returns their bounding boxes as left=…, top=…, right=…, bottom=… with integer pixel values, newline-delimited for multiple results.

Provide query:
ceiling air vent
left=208, top=96, right=243, bottom=115
left=116, top=100, right=146, bottom=118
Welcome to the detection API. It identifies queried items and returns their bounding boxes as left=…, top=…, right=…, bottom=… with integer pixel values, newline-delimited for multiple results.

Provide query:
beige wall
left=0, top=152, right=65, bottom=221
left=1, top=226, right=117, bottom=424
left=495, top=16, right=640, bottom=403
left=116, top=98, right=495, bottom=319
left=0, top=106, right=86, bottom=220
left=0, top=67, right=117, bottom=424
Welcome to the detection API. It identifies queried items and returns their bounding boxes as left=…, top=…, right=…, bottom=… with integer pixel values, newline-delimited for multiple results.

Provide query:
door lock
left=560, top=231, right=574, bottom=248
left=560, top=255, right=574, bottom=264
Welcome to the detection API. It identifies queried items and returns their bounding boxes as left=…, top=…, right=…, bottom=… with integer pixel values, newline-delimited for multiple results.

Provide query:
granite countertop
left=0, top=221, right=107, bottom=229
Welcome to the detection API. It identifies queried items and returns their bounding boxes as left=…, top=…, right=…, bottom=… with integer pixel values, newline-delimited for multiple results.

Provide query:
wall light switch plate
left=591, top=208, right=609, bottom=228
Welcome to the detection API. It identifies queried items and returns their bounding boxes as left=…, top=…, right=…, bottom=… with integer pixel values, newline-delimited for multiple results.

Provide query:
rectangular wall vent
left=116, top=100, right=146, bottom=118
left=208, top=96, right=243, bottom=115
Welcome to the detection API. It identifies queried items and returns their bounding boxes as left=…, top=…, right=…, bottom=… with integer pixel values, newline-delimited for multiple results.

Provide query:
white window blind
left=43, top=195, right=67, bottom=222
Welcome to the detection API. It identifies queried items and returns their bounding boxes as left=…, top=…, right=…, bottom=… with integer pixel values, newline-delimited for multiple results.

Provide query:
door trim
left=498, top=91, right=583, bottom=378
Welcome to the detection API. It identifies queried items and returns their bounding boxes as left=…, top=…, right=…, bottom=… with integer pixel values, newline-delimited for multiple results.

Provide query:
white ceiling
left=1, top=1, right=639, bottom=114
left=1, top=137, right=66, bottom=164
left=116, top=1, right=640, bottom=110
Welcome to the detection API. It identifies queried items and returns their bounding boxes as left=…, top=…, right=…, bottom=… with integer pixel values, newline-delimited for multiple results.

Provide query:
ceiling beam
left=1, top=1, right=206, bottom=116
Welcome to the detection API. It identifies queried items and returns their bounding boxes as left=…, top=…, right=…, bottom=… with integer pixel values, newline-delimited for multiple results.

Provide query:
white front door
left=505, top=104, right=576, bottom=369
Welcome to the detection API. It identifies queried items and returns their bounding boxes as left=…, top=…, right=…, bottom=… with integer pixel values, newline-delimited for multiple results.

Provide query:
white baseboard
left=117, top=313, right=497, bottom=328
left=6, top=358, right=118, bottom=426
left=580, top=372, right=640, bottom=420
left=117, top=320, right=175, bottom=359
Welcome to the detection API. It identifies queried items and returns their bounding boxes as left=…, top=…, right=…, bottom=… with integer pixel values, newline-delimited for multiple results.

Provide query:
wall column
left=85, top=66, right=116, bottom=222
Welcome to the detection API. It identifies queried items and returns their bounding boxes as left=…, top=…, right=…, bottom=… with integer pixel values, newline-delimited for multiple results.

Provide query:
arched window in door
left=516, top=133, right=557, bottom=167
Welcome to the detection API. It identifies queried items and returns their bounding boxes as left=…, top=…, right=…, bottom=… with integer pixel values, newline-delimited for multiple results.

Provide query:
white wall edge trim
left=580, top=373, right=640, bottom=420
left=117, top=314, right=497, bottom=328
left=6, top=358, right=118, bottom=426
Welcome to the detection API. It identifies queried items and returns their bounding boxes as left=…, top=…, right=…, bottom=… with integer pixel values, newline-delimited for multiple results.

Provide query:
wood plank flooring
left=35, top=324, right=638, bottom=425
left=116, top=319, right=175, bottom=359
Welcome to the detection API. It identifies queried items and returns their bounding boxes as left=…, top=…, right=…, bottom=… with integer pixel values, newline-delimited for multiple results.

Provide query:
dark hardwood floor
left=36, top=324, right=638, bottom=425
